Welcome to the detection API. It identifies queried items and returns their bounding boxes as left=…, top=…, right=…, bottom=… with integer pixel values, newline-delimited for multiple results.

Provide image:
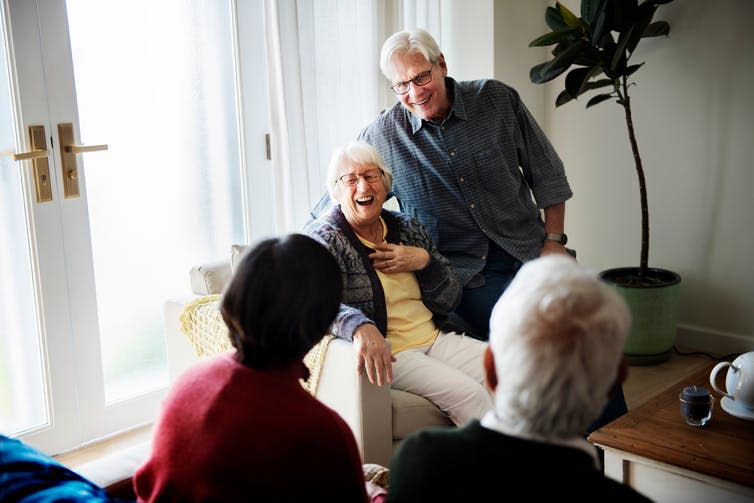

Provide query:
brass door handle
left=11, top=125, right=53, bottom=202
left=64, top=143, right=108, bottom=154
left=12, top=148, right=49, bottom=161
left=58, top=123, right=108, bottom=199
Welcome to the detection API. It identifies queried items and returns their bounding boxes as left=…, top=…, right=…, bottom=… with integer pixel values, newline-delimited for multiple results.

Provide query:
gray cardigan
left=304, top=205, right=462, bottom=341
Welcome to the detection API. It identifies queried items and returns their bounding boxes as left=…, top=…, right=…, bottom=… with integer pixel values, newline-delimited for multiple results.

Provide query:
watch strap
left=545, top=233, right=567, bottom=245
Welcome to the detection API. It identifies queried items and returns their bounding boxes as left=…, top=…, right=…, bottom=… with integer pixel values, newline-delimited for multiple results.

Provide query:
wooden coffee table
left=588, top=362, right=754, bottom=502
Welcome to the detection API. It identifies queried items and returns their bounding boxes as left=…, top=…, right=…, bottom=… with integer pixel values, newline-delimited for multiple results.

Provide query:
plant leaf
left=643, top=20, right=670, bottom=37
left=539, top=40, right=587, bottom=82
left=529, top=27, right=579, bottom=47
left=596, top=31, right=617, bottom=79
left=565, top=65, right=613, bottom=100
left=625, top=62, right=644, bottom=77
left=556, top=2, right=581, bottom=30
left=625, top=4, right=657, bottom=55
left=555, top=89, right=574, bottom=107
left=586, top=93, right=614, bottom=108
left=611, top=25, right=635, bottom=72
left=545, top=5, right=568, bottom=31
left=529, top=61, right=553, bottom=84
left=612, top=0, right=639, bottom=32
left=590, top=5, right=609, bottom=42
left=564, top=67, right=592, bottom=99
left=581, top=0, right=607, bottom=25
left=582, top=77, right=614, bottom=91
left=574, top=46, right=601, bottom=66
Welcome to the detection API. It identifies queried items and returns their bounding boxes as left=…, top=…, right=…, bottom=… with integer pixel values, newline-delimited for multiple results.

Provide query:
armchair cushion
left=230, top=244, right=248, bottom=274
left=189, top=260, right=231, bottom=296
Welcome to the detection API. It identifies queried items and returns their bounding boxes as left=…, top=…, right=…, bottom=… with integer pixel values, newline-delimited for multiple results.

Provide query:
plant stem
left=621, top=75, right=649, bottom=278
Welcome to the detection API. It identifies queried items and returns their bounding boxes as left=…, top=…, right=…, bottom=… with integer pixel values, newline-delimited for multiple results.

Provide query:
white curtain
left=262, top=0, right=441, bottom=233
left=400, top=0, right=442, bottom=41
left=264, top=0, right=383, bottom=232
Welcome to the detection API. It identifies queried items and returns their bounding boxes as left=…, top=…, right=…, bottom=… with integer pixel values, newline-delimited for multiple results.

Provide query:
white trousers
left=391, top=331, right=493, bottom=426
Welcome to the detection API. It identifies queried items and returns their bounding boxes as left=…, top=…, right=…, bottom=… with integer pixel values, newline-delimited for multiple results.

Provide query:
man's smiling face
left=388, top=52, right=449, bottom=123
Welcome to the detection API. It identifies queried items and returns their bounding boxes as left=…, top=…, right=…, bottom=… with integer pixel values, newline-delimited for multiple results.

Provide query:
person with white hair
left=305, top=140, right=493, bottom=427
left=386, top=255, right=652, bottom=502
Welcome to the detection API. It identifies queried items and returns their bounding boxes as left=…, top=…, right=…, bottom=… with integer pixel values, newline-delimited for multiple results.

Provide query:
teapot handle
left=709, top=361, right=734, bottom=399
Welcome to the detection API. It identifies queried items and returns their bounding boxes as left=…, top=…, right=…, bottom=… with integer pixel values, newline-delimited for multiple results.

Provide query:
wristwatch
left=545, top=232, right=568, bottom=245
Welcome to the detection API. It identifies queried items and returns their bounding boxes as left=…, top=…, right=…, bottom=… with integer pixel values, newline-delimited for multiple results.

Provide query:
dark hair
left=220, top=233, right=342, bottom=369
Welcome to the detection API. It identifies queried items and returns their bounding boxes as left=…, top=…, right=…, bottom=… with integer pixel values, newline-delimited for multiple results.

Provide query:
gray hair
left=326, top=141, right=393, bottom=201
left=488, top=255, right=630, bottom=438
left=379, top=28, right=442, bottom=80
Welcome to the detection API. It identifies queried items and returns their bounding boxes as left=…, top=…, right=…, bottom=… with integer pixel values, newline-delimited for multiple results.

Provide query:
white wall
left=440, top=0, right=494, bottom=81
left=489, top=0, right=754, bottom=355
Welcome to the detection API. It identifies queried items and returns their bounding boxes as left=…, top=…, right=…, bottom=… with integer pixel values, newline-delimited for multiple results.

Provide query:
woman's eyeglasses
left=338, top=169, right=383, bottom=187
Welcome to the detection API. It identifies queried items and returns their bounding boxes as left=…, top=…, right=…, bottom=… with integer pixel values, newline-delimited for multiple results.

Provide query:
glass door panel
left=0, top=80, right=47, bottom=438
left=4, top=0, right=247, bottom=453
left=65, top=0, right=243, bottom=404
left=0, top=1, right=47, bottom=437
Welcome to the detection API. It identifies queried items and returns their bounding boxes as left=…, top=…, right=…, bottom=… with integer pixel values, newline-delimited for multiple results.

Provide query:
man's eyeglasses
left=338, top=169, right=384, bottom=187
left=390, top=64, right=434, bottom=95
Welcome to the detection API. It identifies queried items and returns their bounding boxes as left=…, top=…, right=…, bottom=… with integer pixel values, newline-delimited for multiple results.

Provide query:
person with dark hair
left=387, top=256, right=652, bottom=502
left=134, top=234, right=373, bottom=502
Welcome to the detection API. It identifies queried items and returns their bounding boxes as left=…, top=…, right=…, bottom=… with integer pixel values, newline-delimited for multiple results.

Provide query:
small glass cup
left=679, top=386, right=714, bottom=427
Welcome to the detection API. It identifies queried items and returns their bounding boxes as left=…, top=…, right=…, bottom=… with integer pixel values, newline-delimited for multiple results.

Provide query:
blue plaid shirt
left=359, top=78, right=571, bottom=287
left=312, top=78, right=571, bottom=288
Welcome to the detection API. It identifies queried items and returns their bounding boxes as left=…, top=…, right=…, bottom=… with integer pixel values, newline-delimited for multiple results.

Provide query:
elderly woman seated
left=305, top=141, right=492, bottom=426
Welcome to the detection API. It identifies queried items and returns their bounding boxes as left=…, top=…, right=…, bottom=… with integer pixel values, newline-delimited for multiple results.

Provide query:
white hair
left=488, top=255, right=631, bottom=438
left=325, top=141, right=393, bottom=201
left=379, top=28, right=442, bottom=80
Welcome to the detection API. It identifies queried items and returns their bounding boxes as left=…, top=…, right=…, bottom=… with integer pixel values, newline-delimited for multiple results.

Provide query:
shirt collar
left=408, top=77, right=467, bottom=133
left=480, top=410, right=601, bottom=470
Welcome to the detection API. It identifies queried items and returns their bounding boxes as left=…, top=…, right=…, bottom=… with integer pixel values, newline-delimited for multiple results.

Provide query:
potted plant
left=529, top=0, right=679, bottom=364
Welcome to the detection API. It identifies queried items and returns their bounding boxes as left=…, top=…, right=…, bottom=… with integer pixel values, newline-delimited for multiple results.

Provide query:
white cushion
left=230, top=244, right=249, bottom=273
left=189, top=260, right=232, bottom=295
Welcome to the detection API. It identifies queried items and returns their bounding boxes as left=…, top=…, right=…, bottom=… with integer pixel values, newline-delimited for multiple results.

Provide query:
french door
left=0, top=0, right=262, bottom=454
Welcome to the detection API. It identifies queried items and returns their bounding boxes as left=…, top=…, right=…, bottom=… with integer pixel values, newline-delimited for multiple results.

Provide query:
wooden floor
left=622, top=347, right=719, bottom=409
left=56, top=347, right=722, bottom=470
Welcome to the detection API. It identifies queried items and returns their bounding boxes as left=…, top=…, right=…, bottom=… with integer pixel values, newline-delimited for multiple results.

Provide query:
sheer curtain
left=264, top=0, right=382, bottom=233
left=262, top=0, right=441, bottom=233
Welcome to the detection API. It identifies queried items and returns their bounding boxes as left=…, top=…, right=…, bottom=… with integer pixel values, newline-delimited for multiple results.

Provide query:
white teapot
left=710, top=351, right=754, bottom=417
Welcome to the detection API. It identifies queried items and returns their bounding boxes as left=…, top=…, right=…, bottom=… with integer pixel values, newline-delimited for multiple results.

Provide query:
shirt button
left=469, top=203, right=475, bottom=209
left=459, top=177, right=464, bottom=183
left=481, top=255, right=486, bottom=260
left=450, top=151, right=455, bottom=157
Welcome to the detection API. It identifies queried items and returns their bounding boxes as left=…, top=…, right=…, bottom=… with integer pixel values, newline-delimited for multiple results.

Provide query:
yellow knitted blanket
left=178, top=294, right=333, bottom=395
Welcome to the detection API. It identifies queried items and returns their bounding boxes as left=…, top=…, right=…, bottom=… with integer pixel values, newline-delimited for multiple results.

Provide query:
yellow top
left=356, top=218, right=439, bottom=355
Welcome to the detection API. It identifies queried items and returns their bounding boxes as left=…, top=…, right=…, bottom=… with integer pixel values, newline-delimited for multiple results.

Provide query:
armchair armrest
left=315, top=338, right=393, bottom=466
left=164, top=297, right=203, bottom=383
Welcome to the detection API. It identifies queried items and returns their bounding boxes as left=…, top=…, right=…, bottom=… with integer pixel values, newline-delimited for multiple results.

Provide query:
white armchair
left=164, top=253, right=452, bottom=467
left=315, top=337, right=452, bottom=466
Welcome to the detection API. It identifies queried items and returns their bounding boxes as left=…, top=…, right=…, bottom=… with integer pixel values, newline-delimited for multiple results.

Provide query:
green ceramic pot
left=599, top=267, right=682, bottom=366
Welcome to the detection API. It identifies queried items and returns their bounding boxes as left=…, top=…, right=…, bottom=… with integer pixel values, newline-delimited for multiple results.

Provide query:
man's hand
left=352, top=324, right=396, bottom=386
left=369, top=242, right=430, bottom=273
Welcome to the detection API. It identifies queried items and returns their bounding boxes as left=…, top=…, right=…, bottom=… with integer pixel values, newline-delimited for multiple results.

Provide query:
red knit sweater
left=134, top=353, right=368, bottom=502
